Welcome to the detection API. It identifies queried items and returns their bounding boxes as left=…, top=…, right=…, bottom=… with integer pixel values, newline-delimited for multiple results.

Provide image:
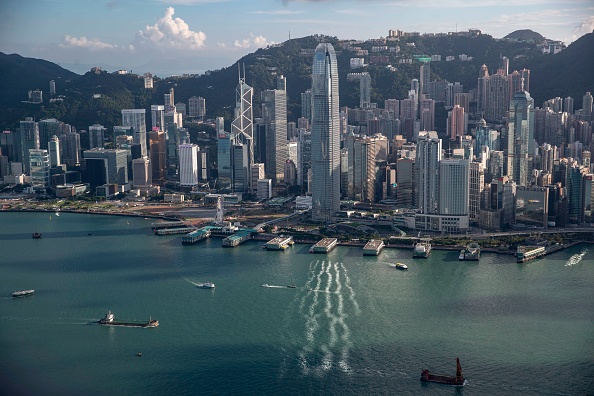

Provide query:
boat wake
left=565, top=249, right=588, bottom=266
left=183, top=278, right=204, bottom=287
left=294, top=259, right=356, bottom=375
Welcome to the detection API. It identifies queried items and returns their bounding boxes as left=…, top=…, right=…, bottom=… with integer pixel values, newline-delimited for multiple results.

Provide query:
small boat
left=12, top=289, right=35, bottom=298
left=287, top=284, right=297, bottom=288
left=420, top=357, right=466, bottom=386
left=390, top=263, right=408, bottom=270
left=261, top=284, right=270, bottom=287
left=136, top=352, right=142, bottom=357
left=459, top=250, right=465, bottom=260
left=32, top=233, right=41, bottom=239
left=55, top=212, right=60, bottom=217
left=197, top=282, right=215, bottom=289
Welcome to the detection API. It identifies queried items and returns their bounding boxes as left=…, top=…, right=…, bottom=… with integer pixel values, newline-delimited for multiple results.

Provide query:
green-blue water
left=0, top=212, right=593, bottom=395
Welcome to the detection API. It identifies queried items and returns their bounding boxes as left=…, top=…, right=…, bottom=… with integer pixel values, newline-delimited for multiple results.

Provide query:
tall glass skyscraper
left=311, top=43, right=340, bottom=223
left=506, top=91, right=534, bottom=186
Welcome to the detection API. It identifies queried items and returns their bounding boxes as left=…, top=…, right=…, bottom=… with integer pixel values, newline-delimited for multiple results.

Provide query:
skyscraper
left=48, top=135, right=61, bottom=167
left=485, top=72, right=509, bottom=123
left=179, top=143, right=199, bottom=186
left=89, top=124, right=106, bottom=149
left=17, top=117, right=40, bottom=174
left=231, top=68, right=254, bottom=188
left=506, top=91, right=534, bottom=186
left=415, top=132, right=442, bottom=214
left=311, top=43, right=340, bottom=223
left=261, top=75, right=287, bottom=184
left=420, top=62, right=430, bottom=95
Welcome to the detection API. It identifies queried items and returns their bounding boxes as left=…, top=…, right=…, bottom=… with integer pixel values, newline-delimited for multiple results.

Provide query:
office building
left=415, top=131, right=441, bottom=214
left=261, top=75, right=288, bottom=184
left=48, top=135, right=61, bottom=167
left=29, top=149, right=50, bottom=187
left=89, top=124, right=106, bottom=149
left=151, top=105, right=165, bottom=131
left=17, top=117, right=40, bottom=174
left=179, top=144, right=199, bottom=186
left=83, top=148, right=128, bottom=187
left=506, top=91, right=534, bottom=186
left=311, top=43, right=340, bottom=223
left=132, top=157, right=152, bottom=187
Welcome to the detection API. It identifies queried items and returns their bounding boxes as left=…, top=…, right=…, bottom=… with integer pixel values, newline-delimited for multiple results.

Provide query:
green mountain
left=0, top=32, right=592, bottom=132
left=503, top=29, right=546, bottom=43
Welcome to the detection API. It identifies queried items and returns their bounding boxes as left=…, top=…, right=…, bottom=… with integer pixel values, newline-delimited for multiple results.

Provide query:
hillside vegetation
left=0, top=32, right=592, bottom=132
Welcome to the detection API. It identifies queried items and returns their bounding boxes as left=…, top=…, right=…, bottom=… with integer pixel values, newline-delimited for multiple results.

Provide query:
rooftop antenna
left=289, top=30, right=291, bottom=40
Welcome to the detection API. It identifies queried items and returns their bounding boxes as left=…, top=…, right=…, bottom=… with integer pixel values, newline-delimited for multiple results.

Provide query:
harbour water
left=1, top=212, right=593, bottom=395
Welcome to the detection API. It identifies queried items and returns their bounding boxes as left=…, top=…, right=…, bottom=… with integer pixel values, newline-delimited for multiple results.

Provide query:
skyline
left=1, top=0, right=593, bottom=77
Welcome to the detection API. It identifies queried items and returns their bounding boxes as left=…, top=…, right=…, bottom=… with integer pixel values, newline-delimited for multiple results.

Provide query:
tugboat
left=420, top=357, right=466, bottom=386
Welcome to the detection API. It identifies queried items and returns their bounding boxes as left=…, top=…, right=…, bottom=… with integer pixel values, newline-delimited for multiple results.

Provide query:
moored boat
left=420, top=357, right=466, bottom=386
left=459, top=250, right=465, bottom=260
left=12, top=289, right=35, bottom=298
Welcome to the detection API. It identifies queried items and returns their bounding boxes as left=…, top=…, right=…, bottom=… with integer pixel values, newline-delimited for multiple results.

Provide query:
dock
left=222, top=229, right=254, bottom=247
left=265, top=235, right=294, bottom=250
left=151, top=221, right=186, bottom=229
left=517, top=245, right=546, bottom=263
left=310, top=238, right=338, bottom=254
left=181, top=228, right=211, bottom=244
left=363, top=239, right=385, bottom=256
left=156, top=227, right=196, bottom=235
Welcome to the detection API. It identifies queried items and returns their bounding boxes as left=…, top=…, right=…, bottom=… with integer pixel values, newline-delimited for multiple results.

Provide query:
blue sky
left=1, top=0, right=592, bottom=76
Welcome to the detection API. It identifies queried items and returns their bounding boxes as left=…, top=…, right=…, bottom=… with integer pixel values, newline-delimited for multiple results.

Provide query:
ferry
left=98, top=311, right=159, bottom=328
left=413, top=239, right=432, bottom=258
left=420, top=357, right=466, bottom=386
left=12, top=289, right=35, bottom=298
left=197, top=282, right=215, bottom=289
left=390, top=263, right=408, bottom=270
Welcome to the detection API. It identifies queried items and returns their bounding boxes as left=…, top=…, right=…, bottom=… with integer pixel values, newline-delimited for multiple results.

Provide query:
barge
left=363, top=239, right=385, bottom=256
left=420, top=357, right=466, bottom=386
left=98, top=311, right=159, bottom=328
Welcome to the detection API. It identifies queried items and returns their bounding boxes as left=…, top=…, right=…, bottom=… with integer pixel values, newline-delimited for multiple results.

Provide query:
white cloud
left=134, top=7, right=206, bottom=50
left=59, top=35, right=117, bottom=50
left=568, top=15, right=594, bottom=42
left=233, top=33, right=274, bottom=49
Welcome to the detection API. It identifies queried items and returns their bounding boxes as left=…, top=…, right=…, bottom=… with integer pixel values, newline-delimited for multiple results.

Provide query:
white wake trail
left=340, top=262, right=361, bottom=315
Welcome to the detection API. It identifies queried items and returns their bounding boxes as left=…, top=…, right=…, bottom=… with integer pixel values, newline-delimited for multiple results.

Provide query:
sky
left=1, top=0, right=592, bottom=76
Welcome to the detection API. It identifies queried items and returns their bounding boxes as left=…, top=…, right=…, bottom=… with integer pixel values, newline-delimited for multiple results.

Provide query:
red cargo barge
left=420, top=357, right=466, bottom=386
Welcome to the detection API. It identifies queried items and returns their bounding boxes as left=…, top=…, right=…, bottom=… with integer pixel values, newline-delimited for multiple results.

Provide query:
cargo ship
left=420, top=358, right=466, bottom=386
left=98, top=311, right=159, bottom=328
